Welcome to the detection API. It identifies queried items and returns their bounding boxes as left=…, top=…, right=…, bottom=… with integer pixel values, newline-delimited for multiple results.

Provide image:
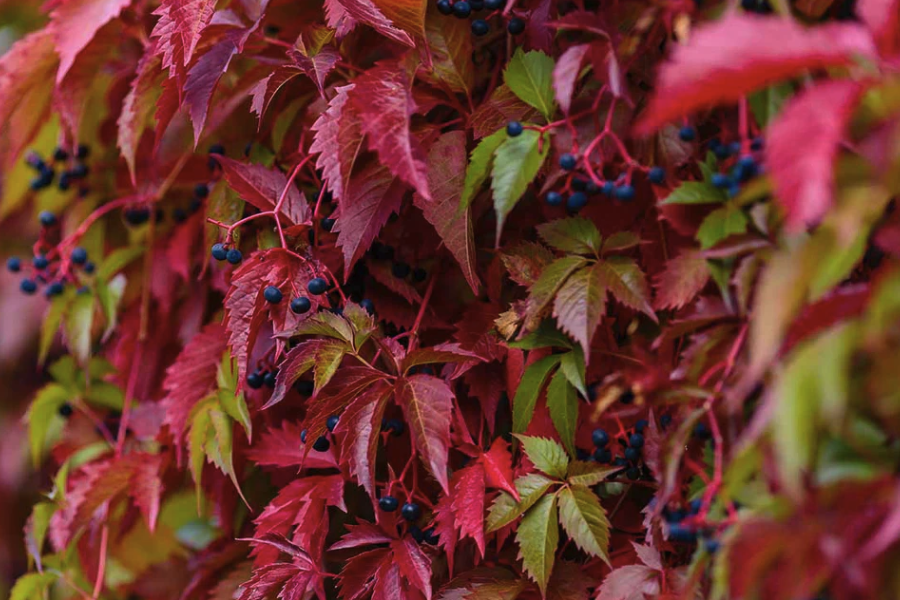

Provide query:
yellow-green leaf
left=516, top=435, right=569, bottom=479
left=491, top=128, right=549, bottom=243
left=516, top=493, right=559, bottom=594
left=512, top=354, right=562, bottom=433
left=557, top=485, right=610, bottom=562
left=504, top=49, right=556, bottom=120
left=487, top=473, right=554, bottom=532
left=546, top=370, right=578, bottom=456
left=64, top=291, right=95, bottom=365
left=26, top=383, right=71, bottom=466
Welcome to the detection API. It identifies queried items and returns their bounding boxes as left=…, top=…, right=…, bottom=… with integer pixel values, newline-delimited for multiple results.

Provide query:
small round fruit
left=33, top=255, right=49, bottom=270
left=264, top=286, right=283, bottom=304
left=374, top=244, right=395, bottom=261
left=300, top=429, right=308, bottom=443
left=614, top=184, right=635, bottom=201
left=307, top=277, right=328, bottom=295
left=591, top=428, right=609, bottom=448
left=619, top=388, right=635, bottom=404
left=84, top=261, right=96, bottom=274
left=678, top=126, right=696, bottom=141
left=39, top=211, right=57, bottom=227
left=321, top=217, right=336, bottom=232
left=660, top=414, right=672, bottom=429
left=212, top=243, right=227, bottom=261
left=45, top=281, right=64, bottom=297
left=409, top=525, right=425, bottom=543
left=58, top=403, right=74, bottom=417
left=6, top=257, right=21, bottom=272
left=471, top=18, right=490, bottom=35
left=484, top=0, right=503, bottom=8
left=401, top=502, right=421, bottom=522
left=711, top=173, right=732, bottom=188
left=624, top=446, right=640, bottom=461
left=360, top=298, right=375, bottom=315
left=247, top=371, right=264, bottom=389
left=385, top=418, right=404, bottom=436
left=545, top=191, right=563, bottom=206
left=53, top=147, right=69, bottom=161
left=194, top=183, right=209, bottom=199
left=392, top=262, right=411, bottom=278
left=20, top=279, right=37, bottom=294
left=71, top=247, right=88, bottom=265
left=506, top=121, right=523, bottom=137
left=559, top=153, right=577, bottom=171
left=571, top=178, right=587, bottom=192
left=626, top=467, right=641, bottom=480
left=76, top=144, right=90, bottom=160
left=291, top=296, right=312, bottom=314
left=648, top=166, right=665, bottom=185
left=436, top=0, right=453, bottom=13
left=453, top=0, right=471, bottom=17
left=635, top=419, right=648, bottom=433
left=507, top=16, right=525, bottom=34
left=629, top=433, right=645, bottom=449
left=226, top=248, right=243, bottom=264
left=566, top=191, right=588, bottom=212
left=312, top=436, right=330, bottom=452
left=209, top=144, right=226, bottom=156
left=602, top=181, right=615, bottom=196
left=326, top=415, right=340, bottom=432
left=593, top=447, right=612, bottom=463
left=263, top=371, right=277, bottom=388
left=379, top=496, right=399, bottom=512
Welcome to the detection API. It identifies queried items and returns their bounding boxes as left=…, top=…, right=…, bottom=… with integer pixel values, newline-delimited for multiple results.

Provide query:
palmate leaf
left=596, top=257, right=656, bottom=320
left=516, top=435, right=569, bottom=479
left=334, top=381, right=392, bottom=497
left=486, top=473, right=554, bottom=532
left=537, top=217, right=602, bottom=255
left=553, top=264, right=607, bottom=359
left=512, top=354, right=562, bottom=434
left=546, top=370, right=578, bottom=456
left=516, top=493, right=559, bottom=595
left=491, top=128, right=550, bottom=243
left=504, top=49, right=557, bottom=120
left=526, top=256, right=589, bottom=324
left=397, top=374, right=454, bottom=493
left=151, top=0, right=217, bottom=73
left=216, top=157, right=310, bottom=226
left=557, top=485, right=610, bottom=563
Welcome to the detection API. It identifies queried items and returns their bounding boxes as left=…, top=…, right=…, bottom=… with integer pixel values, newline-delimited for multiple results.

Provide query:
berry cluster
left=26, top=145, right=91, bottom=195
left=435, top=0, right=526, bottom=38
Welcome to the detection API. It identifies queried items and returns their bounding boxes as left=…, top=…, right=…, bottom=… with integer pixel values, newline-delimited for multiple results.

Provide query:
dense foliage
left=2, top=0, right=900, bottom=598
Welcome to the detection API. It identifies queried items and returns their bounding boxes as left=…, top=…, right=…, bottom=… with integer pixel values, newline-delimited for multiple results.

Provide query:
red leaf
left=118, top=49, right=165, bottom=183
left=334, top=162, right=407, bottom=273
left=413, top=131, right=481, bottom=294
left=432, top=493, right=458, bottom=574
left=350, top=59, right=431, bottom=200
left=636, top=14, right=875, bottom=133
left=339, top=548, right=391, bottom=600
left=288, top=45, right=340, bottom=98
left=238, top=563, right=316, bottom=600
left=50, top=0, right=132, bottom=83
left=330, top=522, right=395, bottom=551
left=335, top=0, right=415, bottom=46
left=151, top=0, right=217, bottom=75
left=449, top=464, right=486, bottom=556
left=595, top=565, right=660, bottom=600
left=310, top=84, right=365, bottom=203
left=334, top=381, right=392, bottom=497
left=160, top=322, right=228, bottom=453
left=0, top=30, right=57, bottom=168
left=129, top=452, right=164, bottom=532
left=324, top=0, right=359, bottom=39
left=653, top=251, right=710, bottom=310
left=396, top=374, right=454, bottom=493
left=368, top=260, right=424, bottom=304
left=391, top=538, right=433, bottom=599
left=765, top=80, right=864, bottom=229
left=857, top=0, right=900, bottom=55
left=267, top=339, right=338, bottom=409
left=371, top=0, right=428, bottom=42
left=246, top=421, right=338, bottom=469
left=216, top=156, right=311, bottom=226
left=480, top=438, right=519, bottom=500
left=469, top=84, right=539, bottom=140
left=250, top=66, right=303, bottom=123
left=553, top=44, right=590, bottom=115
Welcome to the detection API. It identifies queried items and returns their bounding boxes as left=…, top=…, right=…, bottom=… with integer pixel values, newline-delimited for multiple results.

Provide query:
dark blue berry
left=20, top=279, right=37, bottom=294
left=566, top=191, right=588, bottom=212
left=592, top=428, right=609, bottom=447
left=58, top=403, right=74, bottom=417
left=412, top=267, right=427, bottom=282
left=593, top=447, right=612, bottom=463
left=173, top=208, right=187, bottom=223
left=453, top=0, right=471, bottom=17
left=613, top=456, right=628, bottom=467
left=71, top=247, right=88, bottom=265
left=704, top=538, right=721, bottom=553
left=734, top=155, right=758, bottom=182
left=576, top=448, right=590, bottom=461
left=212, top=243, right=227, bottom=261
left=559, top=153, right=577, bottom=171
left=6, top=257, right=21, bottom=272
left=472, top=18, right=490, bottom=35
left=410, top=525, right=425, bottom=542
left=312, top=436, right=330, bottom=452
left=209, top=144, right=226, bottom=156
left=694, top=422, right=711, bottom=440
left=33, top=255, right=49, bottom=270
left=660, top=414, right=672, bottom=429
left=624, top=447, right=640, bottom=461
left=58, top=172, right=71, bottom=191
left=124, top=207, right=150, bottom=225
left=386, top=419, right=404, bottom=436
left=327, top=415, right=340, bottom=432
left=374, top=244, right=395, bottom=260
left=291, top=296, right=311, bottom=314
left=53, top=147, right=69, bottom=161
left=507, top=17, right=525, bottom=34
left=424, top=527, right=439, bottom=545
left=629, top=433, right=644, bottom=449
left=45, top=281, right=64, bottom=298
left=264, top=286, right=283, bottom=304
left=648, top=167, right=665, bottom=185
left=194, top=183, right=209, bottom=199
left=470, top=0, right=484, bottom=8
left=614, top=184, right=635, bottom=201
left=401, top=502, right=421, bottom=522
left=635, top=419, right=648, bottom=433
left=484, top=0, right=503, bottom=8
left=70, top=164, right=89, bottom=179
left=689, top=498, right=703, bottom=514
left=308, top=277, right=328, bottom=295
left=545, top=191, right=563, bottom=206
left=379, top=496, right=399, bottom=512
left=300, top=429, right=308, bottom=443
left=321, top=217, right=336, bottom=232
left=506, top=121, right=523, bottom=137
left=247, top=371, right=264, bottom=389
left=30, top=170, right=54, bottom=191
left=226, top=248, right=243, bottom=264
left=664, top=506, right=686, bottom=523
left=586, top=181, right=601, bottom=195
left=392, top=262, right=411, bottom=278
left=437, top=0, right=453, bottom=12
left=602, top=181, right=615, bottom=196
left=678, top=126, right=696, bottom=141
left=39, top=211, right=57, bottom=227
left=750, top=136, right=764, bottom=151
left=711, top=173, right=731, bottom=188
left=76, top=144, right=90, bottom=160
left=360, top=298, right=375, bottom=315
left=263, top=371, right=277, bottom=388
left=626, top=467, right=641, bottom=480
left=296, top=380, right=314, bottom=395
left=713, top=144, right=733, bottom=160
left=668, top=523, right=697, bottom=542
left=571, top=178, right=588, bottom=192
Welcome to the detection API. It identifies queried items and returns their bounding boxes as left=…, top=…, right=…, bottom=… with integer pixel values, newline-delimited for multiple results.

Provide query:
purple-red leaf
left=310, top=84, right=365, bottom=203
left=654, top=251, right=710, bottom=310
left=118, top=49, right=165, bottom=183
left=288, top=45, right=340, bottom=98
left=396, top=374, right=454, bottom=493
left=336, top=0, right=415, bottom=46
left=151, top=0, right=217, bottom=75
left=50, top=0, right=132, bottom=83
left=217, top=156, right=310, bottom=226
left=553, top=44, right=589, bottom=115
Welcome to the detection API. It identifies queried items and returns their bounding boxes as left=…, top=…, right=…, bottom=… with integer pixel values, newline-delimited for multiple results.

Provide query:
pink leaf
left=350, top=59, right=431, bottom=200
left=250, top=67, right=303, bottom=123
left=246, top=421, right=338, bottom=469
left=334, top=162, right=407, bottom=273
left=151, top=0, right=217, bottom=74
left=396, top=374, right=454, bottom=493
left=450, top=464, right=486, bottom=556
left=288, top=45, right=340, bottom=98
left=413, top=131, right=481, bottom=294
left=553, top=44, right=590, bottom=115
left=184, top=38, right=242, bottom=145
left=857, top=0, right=900, bottom=55
left=653, top=250, right=710, bottom=310
left=50, top=0, right=132, bottom=83
left=128, top=453, right=164, bottom=532
left=118, top=49, right=165, bottom=183
left=216, top=156, right=310, bottom=225
left=310, top=84, right=365, bottom=203
left=392, top=538, right=433, bottom=599
left=765, top=80, right=863, bottom=229
left=336, top=0, right=414, bottom=46
left=636, top=14, right=876, bottom=133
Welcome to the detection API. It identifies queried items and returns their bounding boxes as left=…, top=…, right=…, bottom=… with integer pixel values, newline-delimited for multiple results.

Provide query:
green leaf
left=526, top=256, right=589, bottom=323
left=65, top=291, right=95, bottom=365
left=546, top=370, right=578, bottom=456
left=188, top=396, right=217, bottom=506
left=24, top=501, right=56, bottom=568
left=558, top=348, right=587, bottom=397
left=218, top=390, right=252, bottom=442
left=97, top=246, right=145, bottom=280
left=662, top=181, right=726, bottom=205
left=516, top=493, right=559, bottom=595
left=26, top=383, right=71, bottom=466
left=516, top=435, right=569, bottom=479
left=808, top=229, right=867, bottom=300
left=10, top=572, right=58, bottom=600
left=748, top=82, right=793, bottom=128
left=509, top=322, right=574, bottom=350
left=504, top=48, right=556, bottom=120
left=96, top=273, right=126, bottom=341
left=601, top=231, right=641, bottom=254
left=461, top=127, right=507, bottom=210
left=39, top=292, right=69, bottom=365
left=566, top=462, right=621, bottom=486
left=536, top=217, right=601, bottom=255
left=487, top=473, right=555, bottom=532
left=596, top=257, right=656, bottom=320
left=512, top=355, right=562, bottom=433
left=491, top=128, right=549, bottom=242
left=84, top=382, right=125, bottom=410
left=696, top=205, right=748, bottom=249
left=205, top=184, right=244, bottom=251
left=313, top=340, right=348, bottom=392
left=557, top=485, right=610, bottom=562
